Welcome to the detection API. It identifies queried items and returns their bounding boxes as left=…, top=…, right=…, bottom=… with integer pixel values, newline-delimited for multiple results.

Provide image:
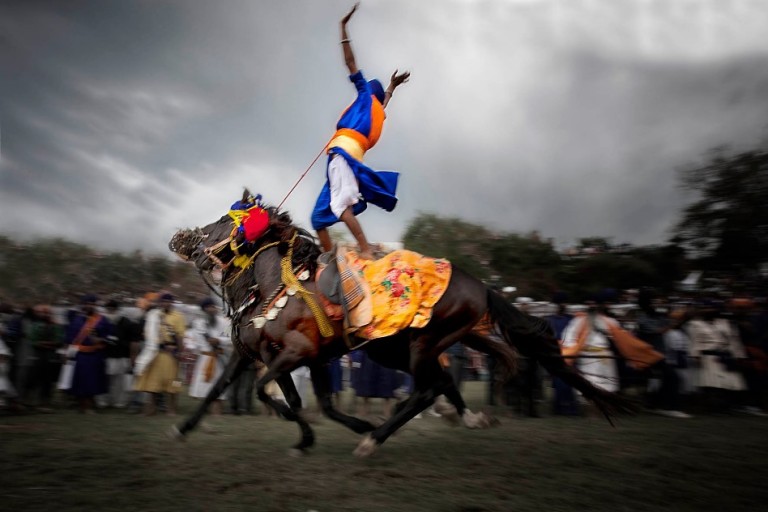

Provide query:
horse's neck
left=252, top=247, right=283, bottom=288
left=231, top=247, right=282, bottom=307
left=222, top=247, right=284, bottom=311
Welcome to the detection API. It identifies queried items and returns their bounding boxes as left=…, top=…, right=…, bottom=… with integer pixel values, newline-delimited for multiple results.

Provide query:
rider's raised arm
left=340, top=3, right=359, bottom=75
left=383, top=69, right=410, bottom=109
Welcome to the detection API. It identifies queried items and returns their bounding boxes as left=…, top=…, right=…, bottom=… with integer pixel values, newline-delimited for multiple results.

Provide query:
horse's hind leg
left=353, top=355, right=445, bottom=457
left=389, top=369, right=463, bottom=425
left=309, top=362, right=377, bottom=434
left=172, top=352, right=249, bottom=439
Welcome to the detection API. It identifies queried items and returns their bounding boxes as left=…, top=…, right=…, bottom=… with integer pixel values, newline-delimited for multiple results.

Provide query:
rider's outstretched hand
left=389, top=69, right=411, bottom=90
left=342, top=2, right=359, bottom=25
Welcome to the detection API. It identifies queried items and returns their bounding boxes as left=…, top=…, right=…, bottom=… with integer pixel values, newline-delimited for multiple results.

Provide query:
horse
left=169, top=192, right=633, bottom=457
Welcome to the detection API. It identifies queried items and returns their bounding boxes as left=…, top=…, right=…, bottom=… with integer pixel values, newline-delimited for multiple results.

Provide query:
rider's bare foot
left=358, top=250, right=375, bottom=260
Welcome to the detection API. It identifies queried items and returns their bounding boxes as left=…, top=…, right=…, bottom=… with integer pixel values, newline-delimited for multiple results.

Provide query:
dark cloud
left=1, top=0, right=768, bottom=255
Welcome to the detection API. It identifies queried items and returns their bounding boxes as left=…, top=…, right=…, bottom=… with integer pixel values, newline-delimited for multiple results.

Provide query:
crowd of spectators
left=481, top=288, right=768, bottom=419
left=1, top=287, right=766, bottom=421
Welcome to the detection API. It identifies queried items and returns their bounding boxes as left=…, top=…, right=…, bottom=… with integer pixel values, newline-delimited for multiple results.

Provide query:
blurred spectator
left=64, top=294, right=111, bottom=414
left=134, top=293, right=186, bottom=416
left=730, top=298, right=768, bottom=416
left=186, top=298, right=232, bottom=415
left=27, top=305, right=64, bottom=411
left=562, top=300, right=619, bottom=395
left=0, top=334, right=19, bottom=411
left=686, top=301, right=748, bottom=414
left=352, top=350, right=398, bottom=418
left=328, top=357, right=344, bottom=409
left=229, top=362, right=257, bottom=415
left=291, top=366, right=312, bottom=411
left=636, top=289, right=690, bottom=418
left=126, top=293, right=157, bottom=413
left=445, top=342, right=468, bottom=393
left=546, top=292, right=579, bottom=416
left=562, top=290, right=663, bottom=398
left=97, top=300, right=136, bottom=409
left=2, top=305, right=23, bottom=386
left=502, top=297, right=540, bottom=417
left=664, top=309, right=695, bottom=393
left=14, top=307, right=36, bottom=405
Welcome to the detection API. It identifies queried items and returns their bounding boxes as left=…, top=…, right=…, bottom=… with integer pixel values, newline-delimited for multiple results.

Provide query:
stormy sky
left=2, top=0, right=768, bottom=255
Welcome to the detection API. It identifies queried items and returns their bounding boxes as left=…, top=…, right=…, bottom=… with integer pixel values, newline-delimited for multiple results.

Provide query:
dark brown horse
left=169, top=195, right=632, bottom=456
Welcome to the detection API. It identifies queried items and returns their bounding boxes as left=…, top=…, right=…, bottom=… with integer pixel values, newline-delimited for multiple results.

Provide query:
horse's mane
left=221, top=205, right=321, bottom=305
left=263, top=207, right=321, bottom=273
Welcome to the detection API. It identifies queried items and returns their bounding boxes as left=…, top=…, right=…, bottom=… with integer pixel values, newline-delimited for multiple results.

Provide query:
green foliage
left=402, top=215, right=563, bottom=298
left=676, top=147, right=768, bottom=273
left=0, top=237, right=207, bottom=306
left=402, top=214, right=688, bottom=301
left=487, top=232, right=562, bottom=298
left=560, top=254, right=655, bottom=301
left=402, top=213, right=494, bottom=280
left=577, top=237, right=612, bottom=252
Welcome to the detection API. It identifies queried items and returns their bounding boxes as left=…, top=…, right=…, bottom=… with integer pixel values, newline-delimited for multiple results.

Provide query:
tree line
left=403, top=145, right=768, bottom=300
left=1, top=145, right=766, bottom=306
left=0, top=236, right=208, bottom=306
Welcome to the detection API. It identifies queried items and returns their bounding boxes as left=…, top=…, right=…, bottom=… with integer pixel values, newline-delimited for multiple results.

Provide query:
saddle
left=316, top=245, right=373, bottom=333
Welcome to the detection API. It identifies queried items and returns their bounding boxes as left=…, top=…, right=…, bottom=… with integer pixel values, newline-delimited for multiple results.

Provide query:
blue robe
left=66, top=314, right=112, bottom=398
left=311, top=148, right=399, bottom=230
left=311, top=69, right=399, bottom=231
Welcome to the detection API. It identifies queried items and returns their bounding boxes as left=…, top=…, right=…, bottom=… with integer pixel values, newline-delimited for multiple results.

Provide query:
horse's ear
left=242, top=188, right=251, bottom=202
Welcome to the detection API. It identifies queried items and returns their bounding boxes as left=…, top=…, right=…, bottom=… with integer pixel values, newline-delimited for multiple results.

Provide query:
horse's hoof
left=475, top=412, right=492, bottom=429
left=353, top=434, right=378, bottom=458
left=440, top=409, right=461, bottom=427
left=462, top=410, right=490, bottom=429
left=433, top=400, right=456, bottom=417
left=287, top=448, right=305, bottom=458
left=167, top=425, right=186, bottom=441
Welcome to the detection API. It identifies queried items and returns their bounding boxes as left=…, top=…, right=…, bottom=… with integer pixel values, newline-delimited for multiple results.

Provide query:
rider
left=311, top=2, right=410, bottom=260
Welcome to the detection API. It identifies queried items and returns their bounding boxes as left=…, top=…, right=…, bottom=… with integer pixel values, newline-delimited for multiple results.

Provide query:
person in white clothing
left=186, top=298, right=232, bottom=415
left=0, top=335, right=18, bottom=409
left=291, top=366, right=312, bottom=411
left=561, top=308, right=620, bottom=394
left=686, top=302, right=746, bottom=413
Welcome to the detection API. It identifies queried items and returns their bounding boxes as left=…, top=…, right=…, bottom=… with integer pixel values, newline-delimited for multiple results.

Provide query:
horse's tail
left=486, top=289, right=635, bottom=424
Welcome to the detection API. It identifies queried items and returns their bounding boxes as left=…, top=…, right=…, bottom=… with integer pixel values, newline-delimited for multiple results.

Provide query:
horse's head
left=168, top=189, right=297, bottom=274
left=169, top=214, right=233, bottom=272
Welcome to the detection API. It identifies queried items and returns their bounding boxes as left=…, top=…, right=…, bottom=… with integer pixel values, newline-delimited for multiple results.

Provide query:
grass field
left=2, top=382, right=767, bottom=512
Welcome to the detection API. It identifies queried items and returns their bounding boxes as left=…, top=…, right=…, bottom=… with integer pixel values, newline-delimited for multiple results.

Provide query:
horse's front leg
left=273, top=372, right=316, bottom=424
left=309, top=362, right=377, bottom=434
left=253, top=345, right=315, bottom=454
left=171, top=351, right=249, bottom=440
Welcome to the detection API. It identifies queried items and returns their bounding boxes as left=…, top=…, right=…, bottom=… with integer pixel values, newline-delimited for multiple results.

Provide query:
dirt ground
left=2, top=382, right=767, bottom=512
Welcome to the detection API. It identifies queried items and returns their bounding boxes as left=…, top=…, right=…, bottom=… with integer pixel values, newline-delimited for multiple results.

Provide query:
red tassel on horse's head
left=242, top=207, right=270, bottom=241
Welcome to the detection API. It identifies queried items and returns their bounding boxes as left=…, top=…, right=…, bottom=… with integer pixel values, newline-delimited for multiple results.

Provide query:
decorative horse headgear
left=229, top=193, right=270, bottom=243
